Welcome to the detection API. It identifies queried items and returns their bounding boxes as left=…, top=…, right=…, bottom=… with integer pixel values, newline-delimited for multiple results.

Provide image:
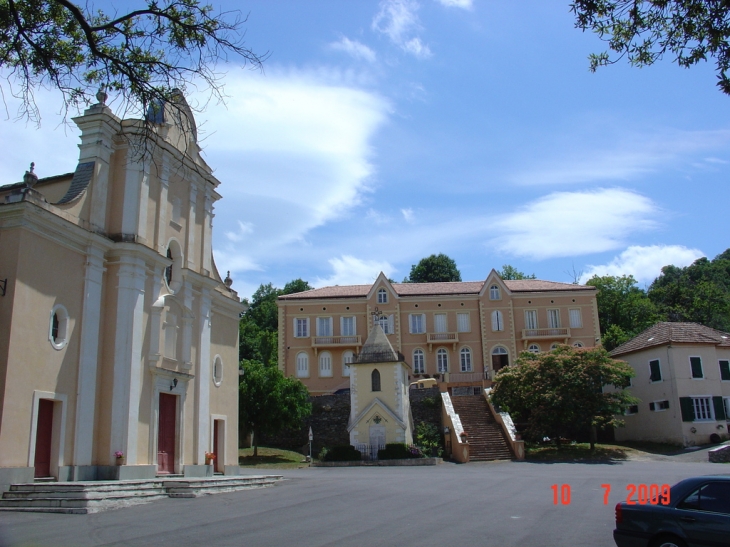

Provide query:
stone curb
left=312, top=457, right=442, bottom=467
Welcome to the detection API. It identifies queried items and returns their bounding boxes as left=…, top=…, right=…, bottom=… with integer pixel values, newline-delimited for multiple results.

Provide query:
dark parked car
left=613, top=475, right=730, bottom=547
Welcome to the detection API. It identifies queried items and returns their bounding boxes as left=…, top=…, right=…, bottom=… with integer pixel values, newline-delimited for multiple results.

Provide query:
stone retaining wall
left=708, top=443, right=730, bottom=463
left=258, top=387, right=443, bottom=456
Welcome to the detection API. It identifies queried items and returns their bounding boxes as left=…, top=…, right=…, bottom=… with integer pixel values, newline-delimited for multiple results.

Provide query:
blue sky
left=3, top=0, right=730, bottom=298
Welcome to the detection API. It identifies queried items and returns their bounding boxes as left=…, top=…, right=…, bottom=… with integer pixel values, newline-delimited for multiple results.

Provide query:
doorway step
left=451, top=395, right=513, bottom=461
left=0, top=475, right=282, bottom=514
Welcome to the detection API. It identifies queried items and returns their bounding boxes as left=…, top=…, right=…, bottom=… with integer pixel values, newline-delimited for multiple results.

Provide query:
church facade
left=0, top=93, right=243, bottom=492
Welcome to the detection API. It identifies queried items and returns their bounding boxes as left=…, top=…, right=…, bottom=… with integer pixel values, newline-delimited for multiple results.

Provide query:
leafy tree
left=572, top=0, right=730, bottom=95
left=239, top=278, right=313, bottom=365
left=239, top=361, right=311, bottom=456
left=498, top=264, right=536, bottom=280
left=585, top=274, right=659, bottom=350
left=491, top=345, right=636, bottom=450
left=406, top=253, right=461, bottom=283
left=1, top=0, right=264, bottom=124
left=648, top=251, right=730, bottom=332
left=282, top=278, right=313, bottom=295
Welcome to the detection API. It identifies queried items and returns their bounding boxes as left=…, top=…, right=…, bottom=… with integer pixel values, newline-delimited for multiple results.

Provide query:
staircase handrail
left=483, top=388, right=525, bottom=460
left=440, top=392, right=469, bottom=463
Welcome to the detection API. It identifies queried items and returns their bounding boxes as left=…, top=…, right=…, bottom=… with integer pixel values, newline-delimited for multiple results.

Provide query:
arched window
left=491, top=346, right=509, bottom=372
left=573, top=341, right=584, bottom=348
left=460, top=347, right=473, bottom=372
left=491, top=310, right=504, bottom=331
left=371, top=369, right=381, bottom=391
left=489, top=285, right=500, bottom=300
left=550, top=342, right=560, bottom=351
left=437, top=348, right=448, bottom=373
left=212, top=355, right=223, bottom=387
left=342, top=350, right=354, bottom=377
left=319, top=351, right=333, bottom=377
left=164, top=239, right=183, bottom=293
left=413, top=349, right=425, bottom=374
left=528, top=344, right=540, bottom=354
left=49, top=304, right=69, bottom=350
left=377, top=288, right=388, bottom=304
left=296, top=352, right=309, bottom=378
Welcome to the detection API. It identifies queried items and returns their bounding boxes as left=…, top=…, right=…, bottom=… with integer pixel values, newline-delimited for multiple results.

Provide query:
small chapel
left=348, top=323, right=413, bottom=457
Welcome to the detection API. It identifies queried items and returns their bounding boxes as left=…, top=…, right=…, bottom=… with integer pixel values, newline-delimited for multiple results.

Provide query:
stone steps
left=0, top=475, right=282, bottom=514
left=452, top=396, right=514, bottom=461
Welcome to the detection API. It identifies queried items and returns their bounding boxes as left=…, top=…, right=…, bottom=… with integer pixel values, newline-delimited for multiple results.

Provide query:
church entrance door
left=157, top=393, right=176, bottom=474
left=34, top=399, right=54, bottom=478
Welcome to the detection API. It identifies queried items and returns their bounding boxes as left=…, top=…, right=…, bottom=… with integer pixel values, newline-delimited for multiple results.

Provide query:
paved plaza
left=0, top=459, right=725, bottom=547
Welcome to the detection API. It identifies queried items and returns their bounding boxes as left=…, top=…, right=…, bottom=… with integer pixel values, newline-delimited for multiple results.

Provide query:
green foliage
left=572, top=0, right=730, bottom=95
left=499, top=265, right=536, bottom=280
left=239, top=361, right=311, bottom=456
left=377, top=443, right=422, bottom=460
left=406, top=253, right=461, bottom=283
left=648, top=252, right=730, bottom=332
left=1, top=0, right=263, bottom=124
left=420, top=396, right=438, bottom=409
left=585, top=274, right=659, bottom=350
left=414, top=422, right=441, bottom=454
left=239, top=279, right=313, bottom=365
left=320, top=445, right=361, bottom=462
left=491, top=346, right=637, bottom=449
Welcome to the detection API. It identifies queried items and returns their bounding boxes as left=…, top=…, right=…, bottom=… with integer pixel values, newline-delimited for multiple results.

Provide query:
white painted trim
left=212, top=354, right=223, bottom=387
left=48, top=304, right=70, bottom=350
left=73, top=245, right=105, bottom=465
left=28, top=391, right=68, bottom=477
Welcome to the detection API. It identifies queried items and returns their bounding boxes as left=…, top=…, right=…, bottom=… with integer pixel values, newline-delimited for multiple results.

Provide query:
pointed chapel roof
left=354, top=324, right=402, bottom=364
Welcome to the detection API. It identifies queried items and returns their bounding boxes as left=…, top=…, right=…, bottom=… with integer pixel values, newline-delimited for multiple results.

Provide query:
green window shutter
left=720, top=360, right=730, bottom=381
left=649, top=360, right=661, bottom=382
left=680, top=397, right=695, bottom=422
left=690, top=357, right=703, bottom=378
left=713, top=396, right=726, bottom=420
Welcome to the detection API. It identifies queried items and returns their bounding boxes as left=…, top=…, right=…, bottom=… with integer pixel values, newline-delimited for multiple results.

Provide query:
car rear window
left=678, top=482, right=730, bottom=515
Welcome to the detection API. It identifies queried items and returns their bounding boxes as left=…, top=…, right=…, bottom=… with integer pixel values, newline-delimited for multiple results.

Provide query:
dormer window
left=489, top=285, right=501, bottom=300
left=377, top=288, right=388, bottom=304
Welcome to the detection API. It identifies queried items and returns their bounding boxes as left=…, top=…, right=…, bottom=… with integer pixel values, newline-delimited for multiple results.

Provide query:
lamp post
left=308, top=427, right=313, bottom=464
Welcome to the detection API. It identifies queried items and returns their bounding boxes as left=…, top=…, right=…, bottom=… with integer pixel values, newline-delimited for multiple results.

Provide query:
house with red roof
left=277, top=270, right=601, bottom=395
left=611, top=322, right=730, bottom=446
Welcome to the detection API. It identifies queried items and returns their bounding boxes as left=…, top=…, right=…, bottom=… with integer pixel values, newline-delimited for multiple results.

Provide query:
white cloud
left=511, top=129, right=730, bottom=185
left=315, top=255, right=394, bottom=287
left=366, top=208, right=391, bottom=224
left=201, top=67, right=391, bottom=281
left=401, top=207, right=414, bottom=222
left=329, top=37, right=377, bottom=63
left=435, top=0, right=473, bottom=8
left=372, top=0, right=432, bottom=59
left=581, top=245, right=705, bottom=284
left=492, top=188, right=659, bottom=259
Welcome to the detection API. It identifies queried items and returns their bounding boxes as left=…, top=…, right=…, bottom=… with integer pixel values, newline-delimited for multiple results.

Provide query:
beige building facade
left=278, top=271, right=601, bottom=394
left=611, top=323, right=730, bottom=447
left=0, top=93, right=243, bottom=492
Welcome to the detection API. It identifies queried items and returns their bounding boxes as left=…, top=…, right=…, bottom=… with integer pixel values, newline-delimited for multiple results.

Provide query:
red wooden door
left=157, top=393, right=176, bottom=474
left=34, top=399, right=54, bottom=478
left=213, top=420, right=220, bottom=472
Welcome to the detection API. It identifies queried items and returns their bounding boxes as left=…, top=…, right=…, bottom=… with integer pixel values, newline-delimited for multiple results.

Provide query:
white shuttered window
left=434, top=313, right=447, bottom=333
left=491, top=310, right=504, bottom=332
left=456, top=312, right=470, bottom=332
left=525, top=310, right=538, bottom=330
left=569, top=309, right=582, bottom=328
left=409, top=314, right=426, bottom=334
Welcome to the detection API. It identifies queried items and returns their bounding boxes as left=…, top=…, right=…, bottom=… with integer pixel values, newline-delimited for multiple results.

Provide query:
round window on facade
left=49, top=304, right=69, bottom=350
left=213, top=355, right=223, bottom=387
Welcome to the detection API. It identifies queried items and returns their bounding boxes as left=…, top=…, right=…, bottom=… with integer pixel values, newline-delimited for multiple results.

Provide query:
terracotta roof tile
left=610, top=322, right=730, bottom=357
left=278, top=278, right=593, bottom=300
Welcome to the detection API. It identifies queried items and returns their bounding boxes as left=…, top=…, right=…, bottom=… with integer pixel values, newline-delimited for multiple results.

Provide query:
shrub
left=421, top=396, right=438, bottom=409
left=321, top=445, right=361, bottom=461
left=378, top=443, right=422, bottom=460
left=415, top=422, right=441, bottom=454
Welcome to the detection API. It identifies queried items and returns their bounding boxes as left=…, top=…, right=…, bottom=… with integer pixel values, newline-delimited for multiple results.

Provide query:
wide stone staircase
left=451, top=395, right=513, bottom=461
left=0, top=475, right=282, bottom=514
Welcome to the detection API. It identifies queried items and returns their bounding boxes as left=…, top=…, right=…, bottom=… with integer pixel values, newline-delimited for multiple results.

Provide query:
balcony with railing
left=521, top=327, right=570, bottom=339
left=311, top=335, right=362, bottom=354
left=426, top=332, right=459, bottom=351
